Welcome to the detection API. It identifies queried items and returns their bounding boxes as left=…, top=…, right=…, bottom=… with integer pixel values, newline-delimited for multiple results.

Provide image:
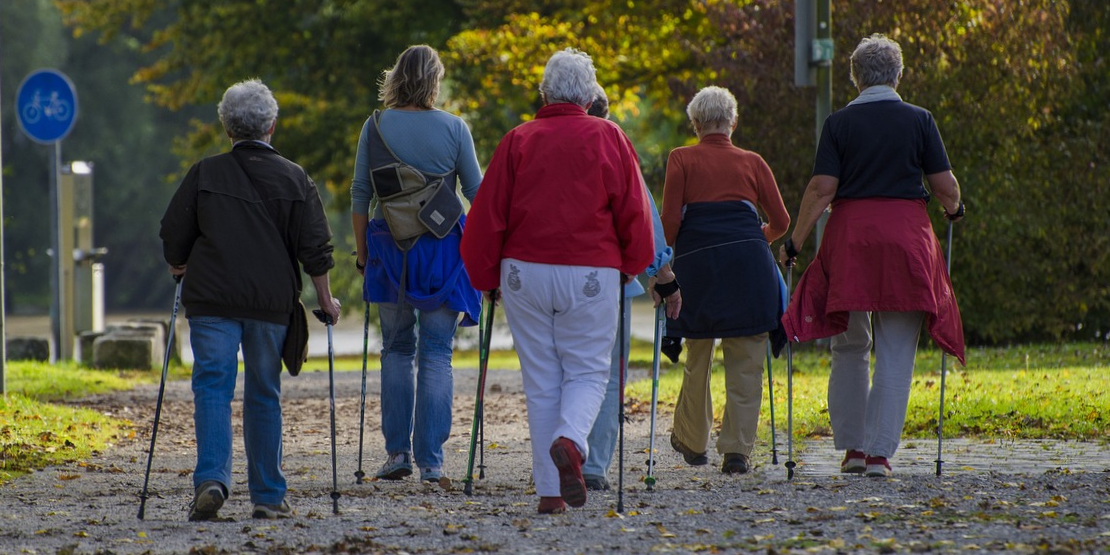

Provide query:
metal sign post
left=16, top=69, right=79, bottom=361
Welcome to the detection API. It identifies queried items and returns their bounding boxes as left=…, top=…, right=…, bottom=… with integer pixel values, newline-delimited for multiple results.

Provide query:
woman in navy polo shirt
left=778, top=34, right=966, bottom=478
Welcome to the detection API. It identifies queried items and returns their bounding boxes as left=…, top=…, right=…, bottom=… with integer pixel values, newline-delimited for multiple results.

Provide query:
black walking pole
left=138, top=275, right=182, bottom=520
left=784, top=262, right=797, bottom=481
left=644, top=302, right=664, bottom=491
left=936, top=220, right=955, bottom=476
left=313, top=309, right=341, bottom=514
left=766, top=341, right=779, bottom=465
left=616, top=281, right=627, bottom=513
left=464, top=290, right=497, bottom=495
left=354, top=302, right=370, bottom=483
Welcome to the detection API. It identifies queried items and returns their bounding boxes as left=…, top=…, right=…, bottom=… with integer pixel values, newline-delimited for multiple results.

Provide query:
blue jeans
left=583, top=296, right=632, bottom=478
left=378, top=303, right=460, bottom=470
left=189, top=315, right=287, bottom=505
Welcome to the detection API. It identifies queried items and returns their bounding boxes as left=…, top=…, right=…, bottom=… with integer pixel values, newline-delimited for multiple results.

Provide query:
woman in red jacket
left=779, top=34, right=965, bottom=478
left=461, top=48, right=653, bottom=514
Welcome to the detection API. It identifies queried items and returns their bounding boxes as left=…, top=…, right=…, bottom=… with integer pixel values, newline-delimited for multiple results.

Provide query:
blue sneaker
left=375, top=452, right=413, bottom=480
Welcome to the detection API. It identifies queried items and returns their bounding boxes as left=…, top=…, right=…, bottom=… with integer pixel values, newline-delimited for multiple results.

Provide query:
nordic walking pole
left=479, top=293, right=499, bottom=480
left=464, top=290, right=497, bottom=495
left=354, top=302, right=370, bottom=483
left=479, top=292, right=499, bottom=480
left=138, top=275, right=183, bottom=520
left=617, top=281, right=628, bottom=513
left=784, top=261, right=797, bottom=481
left=644, top=302, right=664, bottom=491
left=936, top=219, right=954, bottom=476
left=313, top=309, right=341, bottom=514
left=766, top=341, right=779, bottom=465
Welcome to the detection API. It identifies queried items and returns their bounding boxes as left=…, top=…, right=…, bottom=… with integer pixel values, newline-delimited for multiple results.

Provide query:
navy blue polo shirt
left=813, top=100, right=951, bottom=201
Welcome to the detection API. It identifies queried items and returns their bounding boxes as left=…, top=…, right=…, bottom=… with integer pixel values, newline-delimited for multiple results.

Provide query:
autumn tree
left=53, top=0, right=1109, bottom=341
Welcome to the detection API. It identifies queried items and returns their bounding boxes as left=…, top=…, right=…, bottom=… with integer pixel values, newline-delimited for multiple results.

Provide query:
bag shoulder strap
left=369, top=110, right=453, bottom=180
left=230, top=149, right=303, bottom=293
left=371, top=110, right=407, bottom=167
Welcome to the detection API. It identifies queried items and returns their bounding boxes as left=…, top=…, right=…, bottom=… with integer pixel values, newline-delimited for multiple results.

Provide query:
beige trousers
left=672, top=333, right=766, bottom=456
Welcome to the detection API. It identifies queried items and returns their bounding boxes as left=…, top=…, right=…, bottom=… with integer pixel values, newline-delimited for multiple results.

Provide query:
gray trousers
left=828, top=311, right=925, bottom=458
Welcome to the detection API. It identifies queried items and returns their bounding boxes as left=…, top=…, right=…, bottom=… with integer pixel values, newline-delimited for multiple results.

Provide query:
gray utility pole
left=0, top=44, right=6, bottom=393
left=794, top=0, right=833, bottom=245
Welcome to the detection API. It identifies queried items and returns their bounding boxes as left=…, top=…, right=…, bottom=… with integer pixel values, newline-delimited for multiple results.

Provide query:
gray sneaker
left=420, top=467, right=443, bottom=483
left=187, top=480, right=226, bottom=522
left=583, top=474, right=611, bottom=491
left=375, top=452, right=413, bottom=480
left=252, top=500, right=293, bottom=519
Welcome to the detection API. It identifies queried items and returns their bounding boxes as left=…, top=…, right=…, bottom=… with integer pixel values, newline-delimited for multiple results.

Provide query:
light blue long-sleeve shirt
left=629, top=180, right=672, bottom=297
left=351, top=109, right=482, bottom=217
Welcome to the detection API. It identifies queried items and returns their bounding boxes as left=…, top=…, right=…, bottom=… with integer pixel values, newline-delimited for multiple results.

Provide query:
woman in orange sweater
left=660, top=86, right=790, bottom=474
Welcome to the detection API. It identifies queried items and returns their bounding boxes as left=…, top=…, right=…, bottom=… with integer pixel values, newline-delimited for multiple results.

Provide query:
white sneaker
left=864, top=455, right=893, bottom=477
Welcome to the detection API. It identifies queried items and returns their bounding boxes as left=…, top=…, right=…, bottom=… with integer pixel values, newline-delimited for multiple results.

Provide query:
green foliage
left=444, top=0, right=714, bottom=189
left=1, top=0, right=201, bottom=311
left=626, top=342, right=1110, bottom=441
left=22, top=0, right=1110, bottom=344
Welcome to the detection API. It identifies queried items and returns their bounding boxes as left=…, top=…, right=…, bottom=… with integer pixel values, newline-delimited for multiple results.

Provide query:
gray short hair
left=587, top=83, right=610, bottom=119
left=379, top=45, right=444, bottom=109
left=539, top=48, right=597, bottom=107
left=850, top=34, right=904, bottom=89
left=218, top=79, right=279, bottom=141
left=686, top=86, right=737, bottom=132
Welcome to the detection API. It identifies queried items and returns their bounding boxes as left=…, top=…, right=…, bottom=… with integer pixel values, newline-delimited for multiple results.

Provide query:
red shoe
left=864, top=455, right=892, bottom=477
left=840, top=450, right=866, bottom=473
left=538, top=496, right=566, bottom=514
left=549, top=437, right=587, bottom=508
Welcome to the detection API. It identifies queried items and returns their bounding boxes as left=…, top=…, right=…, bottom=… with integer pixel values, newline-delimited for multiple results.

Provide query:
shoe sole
left=549, top=441, right=587, bottom=508
left=252, top=507, right=292, bottom=519
left=864, top=465, right=892, bottom=477
left=538, top=498, right=567, bottom=514
left=188, top=486, right=225, bottom=521
left=841, top=461, right=866, bottom=474
left=376, top=467, right=412, bottom=480
left=670, top=435, right=709, bottom=466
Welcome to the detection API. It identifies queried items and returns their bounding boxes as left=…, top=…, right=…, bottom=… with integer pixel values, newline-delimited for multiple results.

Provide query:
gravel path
left=2, top=366, right=1109, bottom=554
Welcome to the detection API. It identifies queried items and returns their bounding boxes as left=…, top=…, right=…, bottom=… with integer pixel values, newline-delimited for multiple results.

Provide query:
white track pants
left=499, top=259, right=619, bottom=497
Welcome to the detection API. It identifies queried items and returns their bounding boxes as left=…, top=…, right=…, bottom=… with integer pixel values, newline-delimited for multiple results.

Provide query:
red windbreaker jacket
left=461, top=103, right=654, bottom=291
left=782, top=198, right=966, bottom=365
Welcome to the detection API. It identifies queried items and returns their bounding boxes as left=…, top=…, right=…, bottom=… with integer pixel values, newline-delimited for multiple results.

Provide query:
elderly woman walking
left=351, top=45, right=483, bottom=483
left=661, top=86, right=790, bottom=475
left=583, top=84, right=681, bottom=492
left=461, top=48, right=654, bottom=514
left=779, top=34, right=965, bottom=477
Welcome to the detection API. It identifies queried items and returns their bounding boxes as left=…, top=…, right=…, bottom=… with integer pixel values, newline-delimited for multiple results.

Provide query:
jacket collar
left=698, top=134, right=734, bottom=147
left=232, top=140, right=280, bottom=155
left=535, top=103, right=587, bottom=119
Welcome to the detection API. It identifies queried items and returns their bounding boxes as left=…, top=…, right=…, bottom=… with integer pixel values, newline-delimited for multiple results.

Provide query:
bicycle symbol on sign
left=22, top=89, right=72, bottom=124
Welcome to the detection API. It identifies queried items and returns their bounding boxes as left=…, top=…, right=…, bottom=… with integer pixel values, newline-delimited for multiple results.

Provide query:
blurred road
left=4, top=297, right=662, bottom=364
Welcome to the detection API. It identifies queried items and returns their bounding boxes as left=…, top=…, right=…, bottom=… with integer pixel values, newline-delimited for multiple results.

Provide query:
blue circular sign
left=16, top=69, right=78, bottom=144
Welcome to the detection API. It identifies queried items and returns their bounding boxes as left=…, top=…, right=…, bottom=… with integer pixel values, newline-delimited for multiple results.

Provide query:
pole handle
left=312, top=308, right=334, bottom=326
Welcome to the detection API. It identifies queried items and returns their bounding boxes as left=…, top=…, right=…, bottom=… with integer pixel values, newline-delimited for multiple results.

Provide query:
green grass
left=625, top=341, right=1110, bottom=442
left=0, top=361, right=167, bottom=483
